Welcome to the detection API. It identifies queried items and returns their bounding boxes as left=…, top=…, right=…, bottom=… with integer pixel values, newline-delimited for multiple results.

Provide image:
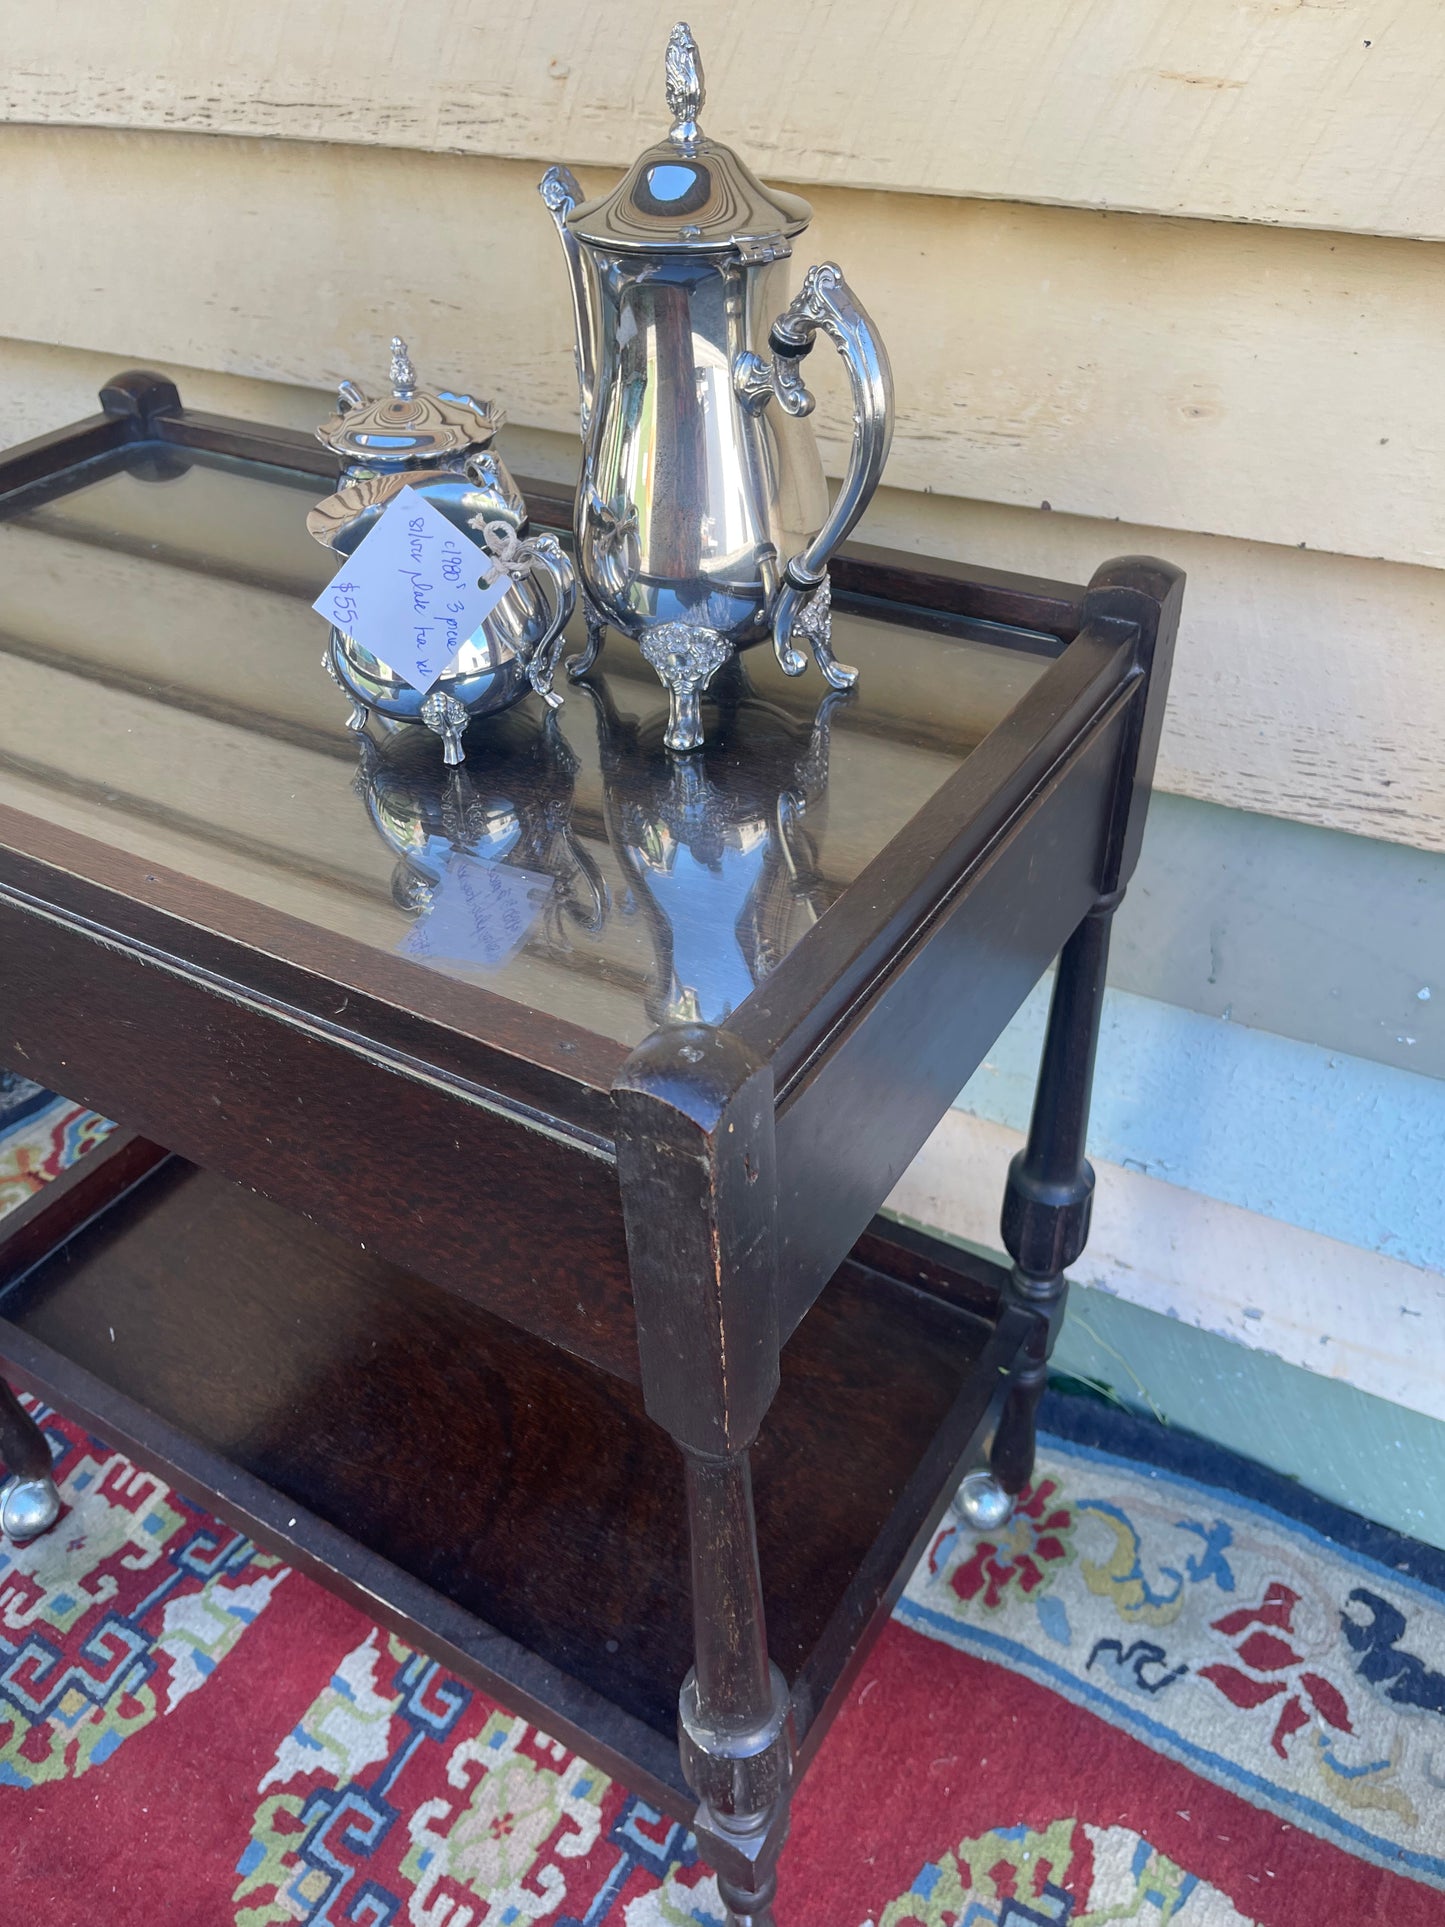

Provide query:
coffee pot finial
left=665, top=22, right=705, bottom=140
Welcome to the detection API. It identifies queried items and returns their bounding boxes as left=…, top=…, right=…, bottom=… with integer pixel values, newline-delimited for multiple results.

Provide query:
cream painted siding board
left=4, top=1, right=1445, bottom=241
left=1, top=127, right=1441, bottom=572
left=859, top=488, right=1445, bottom=855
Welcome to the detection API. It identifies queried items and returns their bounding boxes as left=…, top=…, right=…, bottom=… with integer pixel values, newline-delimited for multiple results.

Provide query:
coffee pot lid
left=566, top=23, right=811, bottom=258
left=316, top=338, right=502, bottom=466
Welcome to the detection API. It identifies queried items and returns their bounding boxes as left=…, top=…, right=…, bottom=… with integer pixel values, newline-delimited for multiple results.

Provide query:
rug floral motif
left=2, top=1391, right=1441, bottom=1924
left=900, top=1429, right=1445, bottom=1895
left=2, top=1093, right=1444, bottom=1922
left=0, top=1410, right=288, bottom=1791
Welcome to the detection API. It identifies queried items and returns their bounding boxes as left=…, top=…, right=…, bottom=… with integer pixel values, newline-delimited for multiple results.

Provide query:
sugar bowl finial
left=389, top=336, right=418, bottom=397
left=665, top=22, right=705, bottom=141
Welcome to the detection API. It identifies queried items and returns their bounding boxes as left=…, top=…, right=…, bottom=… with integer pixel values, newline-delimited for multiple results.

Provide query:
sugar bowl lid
left=566, top=23, right=812, bottom=258
left=316, top=338, right=502, bottom=466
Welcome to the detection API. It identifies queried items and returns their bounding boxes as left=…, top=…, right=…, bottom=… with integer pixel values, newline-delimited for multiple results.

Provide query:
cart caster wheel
left=951, top=1469, right=1014, bottom=1533
left=0, top=1472, right=61, bottom=1542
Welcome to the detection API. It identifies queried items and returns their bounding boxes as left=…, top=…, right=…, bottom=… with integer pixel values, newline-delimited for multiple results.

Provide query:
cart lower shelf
left=0, top=1134, right=1028, bottom=1819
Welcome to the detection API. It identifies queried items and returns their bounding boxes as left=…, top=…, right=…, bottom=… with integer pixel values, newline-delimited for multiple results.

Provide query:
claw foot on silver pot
left=778, top=572, right=855, bottom=690
left=420, top=689, right=471, bottom=766
left=638, top=623, right=732, bottom=753
left=323, top=641, right=371, bottom=731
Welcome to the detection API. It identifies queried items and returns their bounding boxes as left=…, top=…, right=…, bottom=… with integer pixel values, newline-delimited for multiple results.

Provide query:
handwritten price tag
left=313, top=485, right=513, bottom=695
left=399, top=855, right=551, bottom=971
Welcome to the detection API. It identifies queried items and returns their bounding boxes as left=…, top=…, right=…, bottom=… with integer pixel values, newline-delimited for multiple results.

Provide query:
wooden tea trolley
left=0, top=374, right=1181, bottom=1922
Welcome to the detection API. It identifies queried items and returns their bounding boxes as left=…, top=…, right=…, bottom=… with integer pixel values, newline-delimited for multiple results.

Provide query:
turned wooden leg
left=0, top=1377, right=61, bottom=1541
left=956, top=896, right=1115, bottom=1530
left=613, top=1025, right=792, bottom=1925
left=678, top=1449, right=792, bottom=1925
left=957, top=555, right=1184, bottom=1531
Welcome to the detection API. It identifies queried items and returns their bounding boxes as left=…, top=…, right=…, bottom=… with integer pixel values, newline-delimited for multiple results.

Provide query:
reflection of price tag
left=399, top=855, right=551, bottom=970
left=313, top=485, right=513, bottom=694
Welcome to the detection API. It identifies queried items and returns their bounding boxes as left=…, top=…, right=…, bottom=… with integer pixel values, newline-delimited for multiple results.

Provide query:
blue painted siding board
left=960, top=981, right=1445, bottom=1273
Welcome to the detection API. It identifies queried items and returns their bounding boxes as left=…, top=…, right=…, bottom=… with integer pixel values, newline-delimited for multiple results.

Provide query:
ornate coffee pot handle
left=739, top=264, right=894, bottom=683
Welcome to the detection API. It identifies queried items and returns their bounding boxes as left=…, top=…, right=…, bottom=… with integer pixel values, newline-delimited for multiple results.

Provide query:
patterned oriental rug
left=2, top=1090, right=1444, bottom=1925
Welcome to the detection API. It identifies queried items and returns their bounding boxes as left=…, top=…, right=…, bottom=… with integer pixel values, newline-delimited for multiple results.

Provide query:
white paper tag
left=398, top=854, right=551, bottom=970
left=313, top=485, right=513, bottom=695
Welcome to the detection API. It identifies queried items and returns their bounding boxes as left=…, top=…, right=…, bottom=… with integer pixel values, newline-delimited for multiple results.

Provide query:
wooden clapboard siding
left=862, top=485, right=1445, bottom=856
left=2, top=338, right=1440, bottom=855
left=4, top=1, right=1444, bottom=243
left=0, top=339, right=332, bottom=445
left=890, top=1108, right=1445, bottom=1427
left=0, top=128, right=1440, bottom=576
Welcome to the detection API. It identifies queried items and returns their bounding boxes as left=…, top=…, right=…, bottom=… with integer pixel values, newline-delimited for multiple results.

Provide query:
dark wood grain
left=0, top=1158, right=1017, bottom=1798
left=0, top=414, right=132, bottom=500
left=0, top=811, right=625, bottom=1120
left=729, top=621, right=1137, bottom=1081
left=770, top=699, right=1128, bottom=1339
left=689, top=619, right=1141, bottom=1340
left=615, top=1026, right=780, bottom=1453
left=156, top=404, right=340, bottom=480
left=0, top=1316, right=691, bottom=1818
left=793, top=1296, right=1036, bottom=1760
left=0, top=892, right=641, bottom=1380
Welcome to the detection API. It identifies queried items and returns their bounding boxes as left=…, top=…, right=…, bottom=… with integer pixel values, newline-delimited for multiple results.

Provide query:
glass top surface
left=0, top=446, right=1052, bottom=1053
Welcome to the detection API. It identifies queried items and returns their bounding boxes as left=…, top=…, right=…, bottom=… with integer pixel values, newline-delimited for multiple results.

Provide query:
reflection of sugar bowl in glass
left=354, top=711, right=607, bottom=967
left=308, top=339, right=575, bottom=764
left=541, top=23, right=893, bottom=753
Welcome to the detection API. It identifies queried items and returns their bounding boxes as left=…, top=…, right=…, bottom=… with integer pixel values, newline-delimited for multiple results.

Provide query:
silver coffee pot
left=541, top=23, right=894, bottom=752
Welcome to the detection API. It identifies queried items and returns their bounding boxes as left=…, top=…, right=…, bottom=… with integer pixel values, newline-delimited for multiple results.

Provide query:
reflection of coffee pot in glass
left=580, top=669, right=843, bottom=1026
left=354, top=710, right=606, bottom=969
left=541, top=23, right=893, bottom=753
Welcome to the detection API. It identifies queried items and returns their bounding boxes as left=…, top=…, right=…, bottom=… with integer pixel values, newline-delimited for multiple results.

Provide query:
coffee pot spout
left=539, top=166, right=599, bottom=439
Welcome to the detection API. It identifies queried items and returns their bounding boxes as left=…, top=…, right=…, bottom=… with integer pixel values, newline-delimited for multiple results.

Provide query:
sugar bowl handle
left=760, top=264, right=894, bottom=677
left=471, top=517, right=578, bottom=710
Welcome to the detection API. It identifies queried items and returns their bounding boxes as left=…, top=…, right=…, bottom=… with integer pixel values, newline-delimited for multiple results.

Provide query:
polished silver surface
left=563, top=24, right=810, bottom=257
left=951, top=1468, right=1017, bottom=1532
left=0, top=1473, right=62, bottom=1542
left=316, top=334, right=501, bottom=470
left=541, top=24, right=894, bottom=755
left=308, top=347, right=575, bottom=761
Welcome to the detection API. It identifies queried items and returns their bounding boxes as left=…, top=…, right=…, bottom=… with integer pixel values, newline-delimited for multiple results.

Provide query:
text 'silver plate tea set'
left=310, top=23, right=895, bottom=759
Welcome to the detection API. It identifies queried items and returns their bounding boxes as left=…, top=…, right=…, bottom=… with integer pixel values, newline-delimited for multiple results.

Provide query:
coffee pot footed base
left=568, top=573, right=855, bottom=755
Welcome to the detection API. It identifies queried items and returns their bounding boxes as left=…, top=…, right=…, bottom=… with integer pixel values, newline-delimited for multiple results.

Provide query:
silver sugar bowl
left=541, top=23, right=894, bottom=752
left=308, top=339, right=576, bottom=764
